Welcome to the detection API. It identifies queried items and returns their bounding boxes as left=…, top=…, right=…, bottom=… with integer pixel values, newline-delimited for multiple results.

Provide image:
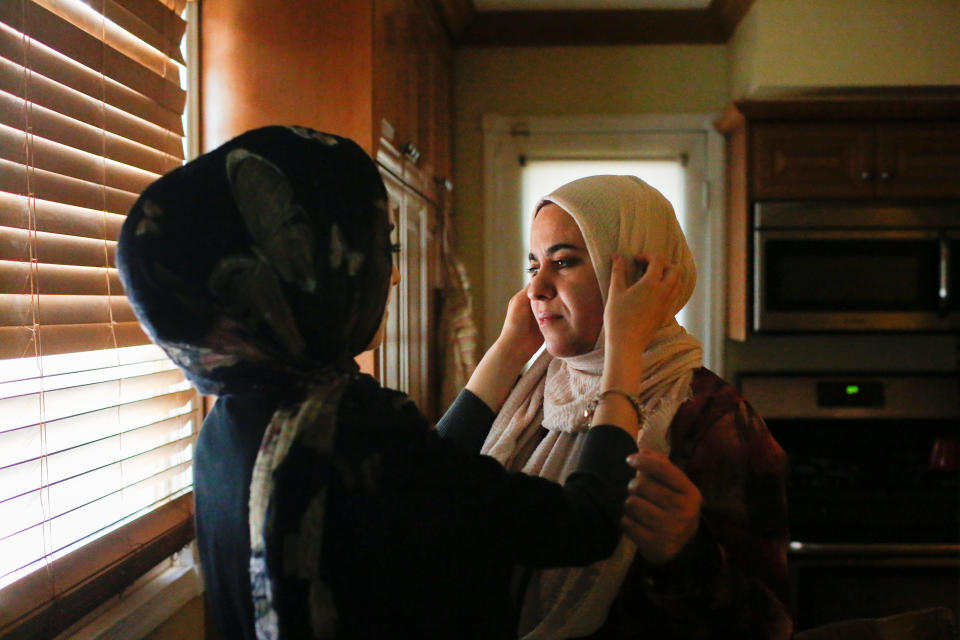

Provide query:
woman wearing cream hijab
left=438, top=175, right=793, bottom=639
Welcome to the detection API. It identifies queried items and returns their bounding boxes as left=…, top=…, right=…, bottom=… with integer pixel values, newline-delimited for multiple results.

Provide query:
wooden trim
left=431, top=0, right=474, bottom=41
left=0, top=495, right=195, bottom=640
left=457, top=0, right=752, bottom=46
left=708, top=0, right=754, bottom=40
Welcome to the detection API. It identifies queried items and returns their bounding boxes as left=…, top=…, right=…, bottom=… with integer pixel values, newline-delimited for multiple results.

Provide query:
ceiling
left=473, top=0, right=713, bottom=9
left=445, top=0, right=755, bottom=46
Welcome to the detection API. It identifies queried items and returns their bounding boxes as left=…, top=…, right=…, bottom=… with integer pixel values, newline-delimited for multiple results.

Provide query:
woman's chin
left=544, top=339, right=593, bottom=359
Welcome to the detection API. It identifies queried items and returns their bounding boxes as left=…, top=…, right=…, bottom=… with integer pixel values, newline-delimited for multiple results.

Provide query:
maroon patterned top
left=582, top=367, right=793, bottom=639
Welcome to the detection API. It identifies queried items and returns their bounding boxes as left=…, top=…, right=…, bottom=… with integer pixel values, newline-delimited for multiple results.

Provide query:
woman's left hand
left=622, top=449, right=702, bottom=565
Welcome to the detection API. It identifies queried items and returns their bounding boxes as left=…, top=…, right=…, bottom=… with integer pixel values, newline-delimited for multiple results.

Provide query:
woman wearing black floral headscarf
left=117, top=126, right=679, bottom=640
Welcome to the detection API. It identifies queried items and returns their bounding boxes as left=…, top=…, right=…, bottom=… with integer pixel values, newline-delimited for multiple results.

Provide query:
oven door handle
left=939, top=232, right=950, bottom=317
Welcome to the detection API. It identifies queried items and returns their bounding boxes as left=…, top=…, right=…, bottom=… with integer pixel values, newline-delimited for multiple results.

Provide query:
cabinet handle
left=879, top=171, right=892, bottom=181
left=402, top=142, right=421, bottom=162
left=434, top=176, right=453, bottom=192
left=859, top=170, right=873, bottom=181
left=939, top=233, right=950, bottom=317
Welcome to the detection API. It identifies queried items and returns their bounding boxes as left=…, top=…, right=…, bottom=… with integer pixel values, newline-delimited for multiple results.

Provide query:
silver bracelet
left=583, top=389, right=645, bottom=426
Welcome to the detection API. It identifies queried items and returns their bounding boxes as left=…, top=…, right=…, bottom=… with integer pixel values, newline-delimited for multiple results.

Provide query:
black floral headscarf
left=117, top=125, right=393, bottom=396
left=118, top=126, right=396, bottom=638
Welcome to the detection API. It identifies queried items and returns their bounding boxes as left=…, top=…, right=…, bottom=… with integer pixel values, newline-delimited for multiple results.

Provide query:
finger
left=623, top=495, right=665, bottom=530
left=621, top=515, right=656, bottom=546
left=629, top=473, right=685, bottom=511
left=608, top=254, right=626, bottom=292
left=627, top=450, right=699, bottom=496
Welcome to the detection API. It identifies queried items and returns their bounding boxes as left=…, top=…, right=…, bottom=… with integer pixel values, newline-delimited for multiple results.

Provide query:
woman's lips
left=537, top=313, right=561, bottom=326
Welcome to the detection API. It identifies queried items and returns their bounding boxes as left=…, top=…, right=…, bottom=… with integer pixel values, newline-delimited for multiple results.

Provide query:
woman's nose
left=527, top=269, right=553, bottom=300
left=390, top=261, right=401, bottom=286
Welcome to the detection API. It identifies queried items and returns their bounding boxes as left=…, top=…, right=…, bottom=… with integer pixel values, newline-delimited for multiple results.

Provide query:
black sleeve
left=398, top=416, right=638, bottom=567
left=435, top=389, right=496, bottom=453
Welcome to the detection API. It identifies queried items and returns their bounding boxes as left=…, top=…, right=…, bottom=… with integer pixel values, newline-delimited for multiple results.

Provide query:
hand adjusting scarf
left=481, top=175, right=704, bottom=639
left=117, top=126, right=393, bottom=639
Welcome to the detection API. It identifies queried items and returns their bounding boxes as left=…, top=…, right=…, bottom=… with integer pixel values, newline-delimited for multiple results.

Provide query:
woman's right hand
left=495, top=285, right=544, bottom=359
left=465, top=286, right=543, bottom=412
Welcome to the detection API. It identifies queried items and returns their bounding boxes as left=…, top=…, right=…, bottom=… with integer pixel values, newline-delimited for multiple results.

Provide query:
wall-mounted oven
left=740, top=373, right=960, bottom=629
left=753, top=202, right=960, bottom=332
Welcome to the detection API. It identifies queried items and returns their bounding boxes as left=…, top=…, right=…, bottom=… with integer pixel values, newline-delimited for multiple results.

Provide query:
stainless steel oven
left=753, top=202, right=960, bottom=332
left=740, top=373, right=960, bottom=629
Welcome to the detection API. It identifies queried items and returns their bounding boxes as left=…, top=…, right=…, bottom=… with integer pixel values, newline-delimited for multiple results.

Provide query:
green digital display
left=845, top=385, right=859, bottom=395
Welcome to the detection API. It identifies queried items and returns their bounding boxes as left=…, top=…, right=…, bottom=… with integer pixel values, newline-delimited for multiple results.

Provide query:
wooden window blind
left=0, top=1, right=198, bottom=638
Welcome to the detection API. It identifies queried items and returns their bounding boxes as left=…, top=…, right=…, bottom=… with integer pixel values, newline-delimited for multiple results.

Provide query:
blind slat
left=0, top=320, right=152, bottom=360
left=114, top=0, right=187, bottom=44
left=101, top=0, right=187, bottom=65
left=0, top=225, right=118, bottom=270
left=0, top=192, right=126, bottom=242
left=0, top=158, right=140, bottom=215
left=0, top=294, right=136, bottom=329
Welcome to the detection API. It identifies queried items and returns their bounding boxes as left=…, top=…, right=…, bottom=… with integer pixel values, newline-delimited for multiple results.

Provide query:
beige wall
left=453, top=45, right=728, bottom=345
left=728, top=0, right=960, bottom=98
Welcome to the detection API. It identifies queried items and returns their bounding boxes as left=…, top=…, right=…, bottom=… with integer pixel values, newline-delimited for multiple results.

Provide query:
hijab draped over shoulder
left=481, top=175, right=704, bottom=639
left=117, top=126, right=393, bottom=639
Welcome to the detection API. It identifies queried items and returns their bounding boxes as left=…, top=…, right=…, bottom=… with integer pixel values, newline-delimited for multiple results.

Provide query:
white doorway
left=482, top=114, right=726, bottom=372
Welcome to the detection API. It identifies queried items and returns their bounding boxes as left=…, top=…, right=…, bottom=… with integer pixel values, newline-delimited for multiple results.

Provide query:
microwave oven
left=753, top=202, right=960, bottom=332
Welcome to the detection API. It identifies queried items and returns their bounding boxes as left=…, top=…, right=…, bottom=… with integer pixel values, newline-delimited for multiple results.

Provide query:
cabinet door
left=377, top=169, right=433, bottom=414
left=876, top=123, right=960, bottom=198
left=752, top=123, right=876, bottom=199
left=378, top=170, right=405, bottom=392
left=374, top=0, right=414, bottom=152
left=402, top=189, right=430, bottom=413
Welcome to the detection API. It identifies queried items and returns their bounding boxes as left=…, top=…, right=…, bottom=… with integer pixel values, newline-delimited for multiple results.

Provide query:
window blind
left=0, top=1, right=197, bottom=637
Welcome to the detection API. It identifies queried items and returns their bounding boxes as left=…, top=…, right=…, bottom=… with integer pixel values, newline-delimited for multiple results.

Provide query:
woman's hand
left=495, top=285, right=544, bottom=359
left=622, top=449, right=702, bottom=565
left=599, top=254, right=680, bottom=395
left=465, top=286, right=543, bottom=412
left=604, top=253, right=679, bottom=356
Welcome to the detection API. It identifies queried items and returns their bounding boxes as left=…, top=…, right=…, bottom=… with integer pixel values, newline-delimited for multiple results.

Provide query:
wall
left=453, top=45, right=728, bottom=345
left=728, top=0, right=960, bottom=98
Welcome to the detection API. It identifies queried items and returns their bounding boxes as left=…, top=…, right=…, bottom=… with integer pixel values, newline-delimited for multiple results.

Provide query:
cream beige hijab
left=481, top=175, right=703, bottom=639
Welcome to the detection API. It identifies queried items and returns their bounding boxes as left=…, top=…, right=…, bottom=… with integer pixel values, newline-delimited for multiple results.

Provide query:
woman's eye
left=390, top=242, right=402, bottom=254
left=526, top=265, right=539, bottom=276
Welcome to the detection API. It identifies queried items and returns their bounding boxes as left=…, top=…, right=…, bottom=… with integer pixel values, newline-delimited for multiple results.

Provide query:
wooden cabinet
left=752, top=122, right=960, bottom=199
left=715, top=95, right=960, bottom=341
left=378, top=169, right=439, bottom=417
left=373, top=0, right=453, bottom=203
left=201, top=0, right=453, bottom=418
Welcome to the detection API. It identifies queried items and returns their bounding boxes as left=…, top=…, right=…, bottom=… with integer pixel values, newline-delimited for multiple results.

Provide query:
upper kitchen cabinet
left=715, top=93, right=960, bottom=341
left=752, top=122, right=960, bottom=199
left=374, top=0, right=454, bottom=200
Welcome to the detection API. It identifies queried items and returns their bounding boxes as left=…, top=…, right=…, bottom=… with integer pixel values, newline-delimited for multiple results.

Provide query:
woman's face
left=527, top=203, right=604, bottom=357
left=365, top=212, right=402, bottom=352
